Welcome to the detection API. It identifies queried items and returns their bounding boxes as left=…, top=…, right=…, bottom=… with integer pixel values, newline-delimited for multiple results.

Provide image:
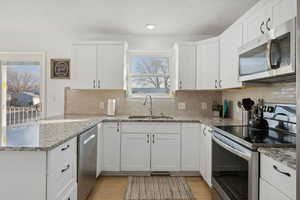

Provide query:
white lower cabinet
left=260, top=154, right=296, bottom=200
left=181, top=123, right=200, bottom=171
left=102, top=122, right=121, bottom=171
left=260, top=178, right=290, bottom=200
left=56, top=184, right=77, bottom=200
left=121, top=133, right=151, bottom=171
left=199, top=124, right=212, bottom=187
left=151, top=133, right=181, bottom=171
left=47, top=138, right=77, bottom=200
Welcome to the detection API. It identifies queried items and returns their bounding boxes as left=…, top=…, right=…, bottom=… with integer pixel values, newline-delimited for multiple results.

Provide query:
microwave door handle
left=212, top=135, right=251, bottom=161
left=267, top=40, right=281, bottom=70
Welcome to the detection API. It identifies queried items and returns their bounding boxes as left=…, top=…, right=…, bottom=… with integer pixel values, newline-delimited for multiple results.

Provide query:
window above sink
left=127, top=50, right=175, bottom=98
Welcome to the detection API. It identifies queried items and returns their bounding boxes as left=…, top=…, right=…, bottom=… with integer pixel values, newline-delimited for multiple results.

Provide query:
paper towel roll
left=107, top=99, right=116, bottom=116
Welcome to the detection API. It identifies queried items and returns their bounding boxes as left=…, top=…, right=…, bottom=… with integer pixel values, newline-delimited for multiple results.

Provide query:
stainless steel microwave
left=238, top=18, right=296, bottom=82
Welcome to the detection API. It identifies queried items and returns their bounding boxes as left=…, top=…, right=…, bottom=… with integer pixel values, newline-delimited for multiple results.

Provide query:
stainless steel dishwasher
left=78, top=126, right=98, bottom=200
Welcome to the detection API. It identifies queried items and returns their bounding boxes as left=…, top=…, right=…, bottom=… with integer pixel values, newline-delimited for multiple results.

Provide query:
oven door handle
left=212, top=135, right=251, bottom=161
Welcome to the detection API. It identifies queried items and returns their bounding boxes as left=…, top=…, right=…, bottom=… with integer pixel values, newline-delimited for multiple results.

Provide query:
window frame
left=0, top=52, right=46, bottom=127
left=127, top=50, right=174, bottom=99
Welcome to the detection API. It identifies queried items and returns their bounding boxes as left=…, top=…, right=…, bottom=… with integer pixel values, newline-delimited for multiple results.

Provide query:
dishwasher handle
left=83, top=134, right=96, bottom=144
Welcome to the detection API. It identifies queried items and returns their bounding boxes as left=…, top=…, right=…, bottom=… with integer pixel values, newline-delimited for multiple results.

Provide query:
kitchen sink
left=128, top=115, right=174, bottom=119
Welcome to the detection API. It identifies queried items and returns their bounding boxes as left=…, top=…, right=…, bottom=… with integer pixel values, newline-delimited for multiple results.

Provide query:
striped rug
left=124, top=176, right=196, bottom=200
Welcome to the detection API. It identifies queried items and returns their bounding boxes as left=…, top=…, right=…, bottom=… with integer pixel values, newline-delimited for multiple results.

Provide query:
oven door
left=212, top=132, right=259, bottom=200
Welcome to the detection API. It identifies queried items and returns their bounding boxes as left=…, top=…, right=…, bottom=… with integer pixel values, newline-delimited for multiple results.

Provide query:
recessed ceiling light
left=146, top=24, right=156, bottom=30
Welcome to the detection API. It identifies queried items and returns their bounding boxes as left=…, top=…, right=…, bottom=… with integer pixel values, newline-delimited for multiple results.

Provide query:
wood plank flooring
left=88, top=176, right=212, bottom=200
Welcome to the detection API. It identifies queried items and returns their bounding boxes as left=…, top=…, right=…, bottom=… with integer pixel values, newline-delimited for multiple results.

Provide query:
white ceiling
left=1, top=0, right=258, bottom=36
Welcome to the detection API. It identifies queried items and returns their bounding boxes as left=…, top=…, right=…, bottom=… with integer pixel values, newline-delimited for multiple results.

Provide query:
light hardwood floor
left=88, top=176, right=212, bottom=200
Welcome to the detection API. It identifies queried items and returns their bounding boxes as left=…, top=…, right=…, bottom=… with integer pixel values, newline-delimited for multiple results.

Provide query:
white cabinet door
left=72, top=45, right=97, bottom=89
left=243, top=5, right=269, bottom=43
left=102, top=123, right=121, bottom=171
left=181, top=123, right=200, bottom=171
left=269, top=0, right=296, bottom=28
left=151, top=133, right=180, bottom=171
left=178, top=43, right=197, bottom=90
left=204, top=127, right=212, bottom=187
left=199, top=125, right=205, bottom=176
left=121, top=133, right=150, bottom=171
left=260, top=178, right=290, bottom=200
left=97, top=44, right=124, bottom=89
left=219, top=23, right=243, bottom=89
left=97, top=123, right=102, bottom=177
left=199, top=125, right=212, bottom=187
left=197, top=38, right=220, bottom=90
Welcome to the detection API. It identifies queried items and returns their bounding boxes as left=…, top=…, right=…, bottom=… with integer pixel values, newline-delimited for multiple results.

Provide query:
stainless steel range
left=212, top=103, right=296, bottom=200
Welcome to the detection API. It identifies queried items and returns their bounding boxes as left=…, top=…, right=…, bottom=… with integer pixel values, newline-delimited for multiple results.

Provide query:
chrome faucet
left=143, top=95, right=153, bottom=116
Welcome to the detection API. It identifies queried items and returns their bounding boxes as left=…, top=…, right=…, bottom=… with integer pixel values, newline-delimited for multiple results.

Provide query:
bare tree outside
left=6, top=65, right=41, bottom=125
left=130, top=57, right=170, bottom=95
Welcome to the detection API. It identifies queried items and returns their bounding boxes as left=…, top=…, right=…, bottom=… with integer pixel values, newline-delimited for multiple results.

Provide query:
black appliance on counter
left=211, top=103, right=296, bottom=200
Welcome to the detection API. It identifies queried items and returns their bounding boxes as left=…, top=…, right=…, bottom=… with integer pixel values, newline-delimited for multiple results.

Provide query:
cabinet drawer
left=48, top=161, right=77, bottom=200
left=260, top=178, right=290, bottom=200
left=48, top=138, right=77, bottom=174
left=122, top=122, right=180, bottom=133
left=56, top=183, right=77, bottom=200
left=260, top=154, right=296, bottom=199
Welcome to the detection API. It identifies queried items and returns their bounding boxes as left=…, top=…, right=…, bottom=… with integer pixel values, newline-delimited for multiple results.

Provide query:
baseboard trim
left=101, top=171, right=201, bottom=177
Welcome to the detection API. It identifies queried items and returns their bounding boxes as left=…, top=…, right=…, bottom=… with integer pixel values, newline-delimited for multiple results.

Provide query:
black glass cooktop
left=215, top=125, right=296, bottom=146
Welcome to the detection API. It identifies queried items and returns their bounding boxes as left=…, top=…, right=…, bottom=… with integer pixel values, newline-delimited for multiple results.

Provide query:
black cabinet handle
left=273, top=165, right=291, bottom=177
left=152, top=134, right=155, bottom=144
left=61, top=145, right=70, bottom=151
left=93, top=80, right=96, bottom=88
left=61, top=164, right=70, bottom=173
left=147, top=134, right=150, bottom=143
left=260, top=21, right=265, bottom=34
left=98, top=80, right=100, bottom=88
left=214, top=80, right=217, bottom=88
left=266, top=18, right=271, bottom=31
left=218, top=80, right=222, bottom=88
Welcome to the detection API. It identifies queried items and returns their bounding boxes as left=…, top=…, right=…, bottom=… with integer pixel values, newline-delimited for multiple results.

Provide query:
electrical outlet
left=201, top=102, right=208, bottom=110
left=178, top=102, right=186, bottom=110
left=99, top=102, right=105, bottom=110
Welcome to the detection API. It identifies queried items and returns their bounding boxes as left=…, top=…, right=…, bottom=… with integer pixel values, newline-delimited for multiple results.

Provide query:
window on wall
left=127, top=51, right=172, bottom=97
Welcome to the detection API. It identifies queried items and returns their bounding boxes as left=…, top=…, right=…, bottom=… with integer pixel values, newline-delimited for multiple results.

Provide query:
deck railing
left=6, top=106, right=39, bottom=126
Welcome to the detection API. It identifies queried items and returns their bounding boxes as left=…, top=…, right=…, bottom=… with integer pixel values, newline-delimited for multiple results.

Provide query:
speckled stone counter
left=0, top=114, right=241, bottom=152
left=0, top=117, right=101, bottom=151
left=258, top=148, right=296, bottom=170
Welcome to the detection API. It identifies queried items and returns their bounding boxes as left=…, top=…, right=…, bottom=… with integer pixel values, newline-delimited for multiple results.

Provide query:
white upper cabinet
left=72, top=42, right=126, bottom=90
left=197, top=37, right=220, bottom=90
left=268, top=0, right=297, bottom=28
left=97, top=44, right=125, bottom=89
left=243, top=4, right=270, bottom=43
left=175, top=43, right=197, bottom=90
left=72, top=45, right=97, bottom=89
left=243, top=0, right=296, bottom=44
left=219, top=23, right=243, bottom=89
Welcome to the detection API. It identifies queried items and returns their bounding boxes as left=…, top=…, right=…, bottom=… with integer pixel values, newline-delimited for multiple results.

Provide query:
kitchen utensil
left=242, top=98, right=255, bottom=111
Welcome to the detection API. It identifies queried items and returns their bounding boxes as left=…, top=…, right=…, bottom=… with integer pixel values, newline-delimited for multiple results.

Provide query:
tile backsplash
left=222, top=82, right=296, bottom=121
left=65, top=82, right=296, bottom=121
left=65, top=89, right=222, bottom=117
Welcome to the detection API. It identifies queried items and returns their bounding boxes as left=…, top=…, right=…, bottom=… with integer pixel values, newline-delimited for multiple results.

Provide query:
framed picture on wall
left=50, top=58, right=70, bottom=79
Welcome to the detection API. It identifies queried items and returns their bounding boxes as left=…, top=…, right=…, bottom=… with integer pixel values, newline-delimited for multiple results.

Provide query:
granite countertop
left=258, top=148, right=296, bottom=170
left=0, top=114, right=242, bottom=152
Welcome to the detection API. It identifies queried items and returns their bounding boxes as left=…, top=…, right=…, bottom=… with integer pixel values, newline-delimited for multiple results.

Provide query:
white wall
left=0, top=29, right=212, bottom=117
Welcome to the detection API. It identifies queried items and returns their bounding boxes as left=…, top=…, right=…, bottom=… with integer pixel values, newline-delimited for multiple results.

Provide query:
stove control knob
left=267, top=106, right=275, bottom=113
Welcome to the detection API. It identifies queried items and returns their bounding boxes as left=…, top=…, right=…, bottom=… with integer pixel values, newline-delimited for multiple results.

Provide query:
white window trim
left=0, top=52, right=46, bottom=127
left=127, top=50, right=175, bottom=98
